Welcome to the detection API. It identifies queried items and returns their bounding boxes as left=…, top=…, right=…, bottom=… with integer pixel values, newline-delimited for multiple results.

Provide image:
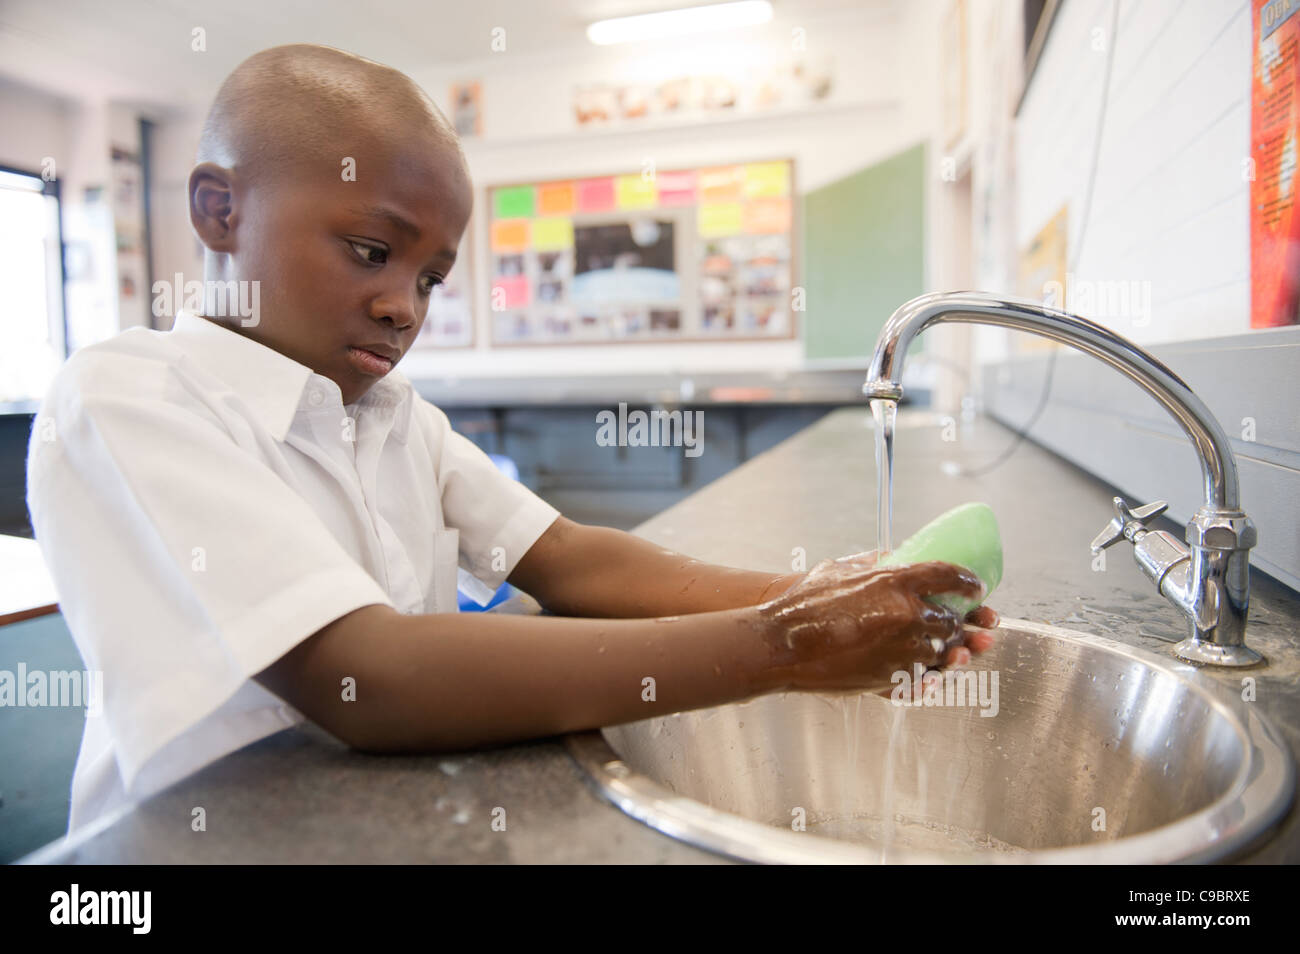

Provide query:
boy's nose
left=369, top=294, right=419, bottom=330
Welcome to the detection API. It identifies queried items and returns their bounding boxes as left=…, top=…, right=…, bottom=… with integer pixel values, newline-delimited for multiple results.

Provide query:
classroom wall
left=980, top=0, right=1300, bottom=591
left=1012, top=0, right=1252, bottom=346
left=0, top=77, right=72, bottom=173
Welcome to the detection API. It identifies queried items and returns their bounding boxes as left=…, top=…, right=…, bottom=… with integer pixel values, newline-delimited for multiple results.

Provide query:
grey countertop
left=26, top=408, right=1300, bottom=863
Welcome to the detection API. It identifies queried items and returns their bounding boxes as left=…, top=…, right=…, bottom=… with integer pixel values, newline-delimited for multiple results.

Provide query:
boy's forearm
left=350, top=604, right=789, bottom=753
left=521, top=522, right=799, bottom=617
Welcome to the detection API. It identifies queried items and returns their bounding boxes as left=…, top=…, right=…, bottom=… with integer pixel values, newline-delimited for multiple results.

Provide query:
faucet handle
left=1090, top=496, right=1169, bottom=552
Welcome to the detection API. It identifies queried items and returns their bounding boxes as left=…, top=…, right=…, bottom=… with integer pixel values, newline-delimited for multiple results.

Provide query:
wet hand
left=756, top=557, right=998, bottom=693
left=877, top=601, right=999, bottom=702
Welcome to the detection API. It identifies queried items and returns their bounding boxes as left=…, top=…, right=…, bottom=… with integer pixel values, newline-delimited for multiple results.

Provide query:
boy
left=26, top=44, right=996, bottom=837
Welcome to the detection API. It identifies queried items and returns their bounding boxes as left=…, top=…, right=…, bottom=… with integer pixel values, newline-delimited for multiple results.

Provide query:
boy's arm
left=254, top=600, right=785, bottom=753
left=254, top=559, right=989, bottom=754
left=506, top=516, right=803, bottom=617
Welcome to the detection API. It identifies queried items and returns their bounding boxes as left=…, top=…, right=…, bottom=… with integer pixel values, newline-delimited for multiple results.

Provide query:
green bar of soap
left=877, top=502, right=1002, bottom=616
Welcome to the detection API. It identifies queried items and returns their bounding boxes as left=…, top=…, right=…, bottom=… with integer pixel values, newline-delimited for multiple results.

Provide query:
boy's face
left=207, top=132, right=472, bottom=406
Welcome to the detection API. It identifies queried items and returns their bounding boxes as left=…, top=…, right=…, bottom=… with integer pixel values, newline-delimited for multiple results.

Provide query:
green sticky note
left=494, top=186, right=535, bottom=220
left=877, top=502, right=1002, bottom=616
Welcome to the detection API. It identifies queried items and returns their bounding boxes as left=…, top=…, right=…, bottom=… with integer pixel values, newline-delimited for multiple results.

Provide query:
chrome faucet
left=864, top=291, right=1263, bottom=668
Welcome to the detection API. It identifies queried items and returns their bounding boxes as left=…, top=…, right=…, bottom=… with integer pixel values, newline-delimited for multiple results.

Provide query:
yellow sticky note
left=616, top=174, right=657, bottom=209
left=744, top=161, right=789, bottom=198
left=699, top=202, right=743, bottom=238
left=532, top=217, right=574, bottom=250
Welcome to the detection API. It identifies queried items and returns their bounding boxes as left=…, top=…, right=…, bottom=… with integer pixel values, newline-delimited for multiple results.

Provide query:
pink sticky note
left=578, top=177, right=615, bottom=212
left=492, top=275, right=530, bottom=309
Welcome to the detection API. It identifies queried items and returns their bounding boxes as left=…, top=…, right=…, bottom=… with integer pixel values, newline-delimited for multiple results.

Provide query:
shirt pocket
left=429, top=527, right=461, bottom=614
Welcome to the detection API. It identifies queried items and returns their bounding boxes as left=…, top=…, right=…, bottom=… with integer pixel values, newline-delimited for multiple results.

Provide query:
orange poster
left=1251, top=0, right=1300, bottom=327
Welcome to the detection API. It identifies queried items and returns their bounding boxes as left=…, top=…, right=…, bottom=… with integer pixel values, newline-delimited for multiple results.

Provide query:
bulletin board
left=487, top=159, right=797, bottom=345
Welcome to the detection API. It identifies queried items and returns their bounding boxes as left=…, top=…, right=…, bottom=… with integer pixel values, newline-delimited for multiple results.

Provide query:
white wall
left=0, top=78, right=72, bottom=174
left=1013, top=0, right=1251, bottom=346
left=148, top=115, right=206, bottom=332
left=891, top=0, right=1025, bottom=411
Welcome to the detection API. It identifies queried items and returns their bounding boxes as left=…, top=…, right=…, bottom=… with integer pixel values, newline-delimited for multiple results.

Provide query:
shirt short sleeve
left=25, top=348, right=396, bottom=794
left=417, top=399, right=560, bottom=605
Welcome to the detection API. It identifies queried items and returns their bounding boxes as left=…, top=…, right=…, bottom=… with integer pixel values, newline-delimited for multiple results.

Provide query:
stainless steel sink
left=566, top=619, right=1295, bottom=863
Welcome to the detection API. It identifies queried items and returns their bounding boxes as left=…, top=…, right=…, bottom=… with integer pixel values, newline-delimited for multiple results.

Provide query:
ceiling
left=0, top=0, right=895, bottom=115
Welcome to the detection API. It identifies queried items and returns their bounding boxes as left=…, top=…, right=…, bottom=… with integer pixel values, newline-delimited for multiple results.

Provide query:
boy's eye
left=419, top=275, right=444, bottom=295
left=348, top=240, right=387, bottom=264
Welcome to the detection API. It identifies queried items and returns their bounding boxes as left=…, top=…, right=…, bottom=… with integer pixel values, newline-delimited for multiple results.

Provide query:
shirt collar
left=168, top=310, right=415, bottom=444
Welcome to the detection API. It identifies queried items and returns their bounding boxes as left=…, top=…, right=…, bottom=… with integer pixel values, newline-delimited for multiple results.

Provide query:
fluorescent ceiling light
left=587, top=1, right=774, bottom=45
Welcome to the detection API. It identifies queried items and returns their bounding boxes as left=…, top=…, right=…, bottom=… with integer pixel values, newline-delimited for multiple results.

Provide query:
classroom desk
left=19, top=409, right=1300, bottom=863
left=0, top=534, right=58, bottom=627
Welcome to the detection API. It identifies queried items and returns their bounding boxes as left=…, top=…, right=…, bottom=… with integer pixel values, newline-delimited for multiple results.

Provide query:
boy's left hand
left=830, top=549, right=998, bottom=667
left=766, top=547, right=999, bottom=682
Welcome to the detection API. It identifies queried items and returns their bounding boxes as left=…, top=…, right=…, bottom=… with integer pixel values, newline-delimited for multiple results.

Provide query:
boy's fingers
left=901, top=561, right=985, bottom=600
left=964, top=629, right=996, bottom=653
left=965, top=605, right=1000, bottom=629
left=911, top=598, right=967, bottom=662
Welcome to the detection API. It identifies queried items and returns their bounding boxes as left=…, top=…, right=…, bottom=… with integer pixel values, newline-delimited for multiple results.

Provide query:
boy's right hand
left=755, top=557, right=997, bottom=693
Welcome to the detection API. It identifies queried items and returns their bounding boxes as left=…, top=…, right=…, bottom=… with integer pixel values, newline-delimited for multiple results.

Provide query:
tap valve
left=1090, top=496, right=1169, bottom=552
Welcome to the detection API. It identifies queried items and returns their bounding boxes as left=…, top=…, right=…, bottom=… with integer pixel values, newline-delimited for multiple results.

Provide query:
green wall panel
left=802, top=143, right=926, bottom=360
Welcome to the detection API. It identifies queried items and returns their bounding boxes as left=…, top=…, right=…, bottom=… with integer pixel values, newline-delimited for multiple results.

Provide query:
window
left=0, top=165, right=65, bottom=409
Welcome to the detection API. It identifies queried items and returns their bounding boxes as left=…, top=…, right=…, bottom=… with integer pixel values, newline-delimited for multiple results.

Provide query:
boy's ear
left=189, top=162, right=237, bottom=252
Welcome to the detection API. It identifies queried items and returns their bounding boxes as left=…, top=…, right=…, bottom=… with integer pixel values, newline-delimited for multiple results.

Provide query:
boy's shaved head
left=189, top=42, right=473, bottom=406
left=197, top=43, right=465, bottom=188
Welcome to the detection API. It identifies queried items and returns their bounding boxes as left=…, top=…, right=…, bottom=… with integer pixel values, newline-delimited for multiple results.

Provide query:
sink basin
left=566, top=618, right=1294, bottom=863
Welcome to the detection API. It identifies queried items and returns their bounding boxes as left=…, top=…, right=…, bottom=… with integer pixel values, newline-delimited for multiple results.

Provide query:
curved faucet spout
left=864, top=291, right=1261, bottom=668
left=863, top=291, right=1238, bottom=510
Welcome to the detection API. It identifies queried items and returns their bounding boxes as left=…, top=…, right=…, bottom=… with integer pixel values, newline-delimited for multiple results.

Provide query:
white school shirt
left=25, top=309, right=560, bottom=837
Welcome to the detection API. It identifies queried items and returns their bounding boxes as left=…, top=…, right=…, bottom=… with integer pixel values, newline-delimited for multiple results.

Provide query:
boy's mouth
left=347, top=345, right=396, bottom=376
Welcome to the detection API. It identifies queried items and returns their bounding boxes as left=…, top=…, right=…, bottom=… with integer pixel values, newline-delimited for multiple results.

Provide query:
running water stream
left=870, top=398, right=898, bottom=556
left=852, top=398, right=904, bottom=858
